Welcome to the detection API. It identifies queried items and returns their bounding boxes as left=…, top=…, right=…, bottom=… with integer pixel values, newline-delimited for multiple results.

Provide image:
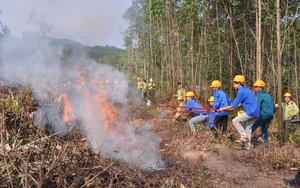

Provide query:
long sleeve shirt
left=282, top=101, right=299, bottom=121
left=137, top=81, right=144, bottom=90
left=148, top=82, right=156, bottom=90
left=213, top=89, right=231, bottom=116
left=256, top=89, right=276, bottom=118
left=185, top=98, right=206, bottom=115
left=231, top=86, right=260, bottom=117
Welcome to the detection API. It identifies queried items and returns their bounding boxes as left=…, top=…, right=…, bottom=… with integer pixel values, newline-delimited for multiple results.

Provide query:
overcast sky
left=0, top=0, right=132, bottom=48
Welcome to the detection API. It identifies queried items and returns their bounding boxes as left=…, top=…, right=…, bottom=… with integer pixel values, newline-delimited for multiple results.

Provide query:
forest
left=121, top=0, right=300, bottom=105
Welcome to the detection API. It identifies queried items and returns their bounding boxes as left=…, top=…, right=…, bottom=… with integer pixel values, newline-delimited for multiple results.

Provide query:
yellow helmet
left=253, top=80, right=266, bottom=87
left=284, top=92, right=292, bottom=97
left=185, top=91, right=195, bottom=97
left=210, top=80, right=222, bottom=88
left=233, top=75, right=245, bottom=83
left=137, top=77, right=141, bottom=81
left=208, top=96, right=214, bottom=102
left=177, top=96, right=184, bottom=101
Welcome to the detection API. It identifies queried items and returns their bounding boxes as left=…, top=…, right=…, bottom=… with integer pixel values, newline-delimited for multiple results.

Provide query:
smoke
left=0, top=31, right=163, bottom=170
left=0, top=0, right=131, bottom=48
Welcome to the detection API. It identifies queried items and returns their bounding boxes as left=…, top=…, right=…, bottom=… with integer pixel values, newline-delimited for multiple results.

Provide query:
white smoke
left=0, top=31, right=163, bottom=170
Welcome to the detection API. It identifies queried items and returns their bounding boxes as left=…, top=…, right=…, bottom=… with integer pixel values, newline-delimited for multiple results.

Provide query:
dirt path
left=154, top=122, right=297, bottom=188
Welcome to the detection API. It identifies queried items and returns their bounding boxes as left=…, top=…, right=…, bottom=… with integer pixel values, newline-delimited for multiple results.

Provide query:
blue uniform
left=185, top=98, right=206, bottom=115
left=185, top=98, right=209, bottom=132
left=208, top=112, right=216, bottom=128
left=231, top=86, right=260, bottom=117
left=213, top=89, right=231, bottom=116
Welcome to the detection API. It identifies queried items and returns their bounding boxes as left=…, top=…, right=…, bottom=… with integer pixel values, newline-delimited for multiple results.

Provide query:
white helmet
left=150, top=78, right=153, bottom=82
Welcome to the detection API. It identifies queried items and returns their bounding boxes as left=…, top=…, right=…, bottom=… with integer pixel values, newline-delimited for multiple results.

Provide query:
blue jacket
left=185, top=98, right=206, bottom=115
left=213, top=89, right=231, bottom=116
left=231, top=86, right=260, bottom=117
left=257, top=89, right=276, bottom=118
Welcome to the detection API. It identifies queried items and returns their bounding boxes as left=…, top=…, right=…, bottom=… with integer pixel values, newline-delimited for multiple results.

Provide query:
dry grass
left=0, top=85, right=299, bottom=187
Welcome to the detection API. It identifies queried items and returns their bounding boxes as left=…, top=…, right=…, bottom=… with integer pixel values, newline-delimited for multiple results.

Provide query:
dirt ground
left=141, top=111, right=300, bottom=188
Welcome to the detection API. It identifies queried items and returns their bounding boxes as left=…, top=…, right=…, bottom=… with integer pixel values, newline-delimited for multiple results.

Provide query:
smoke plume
left=0, top=31, right=163, bottom=170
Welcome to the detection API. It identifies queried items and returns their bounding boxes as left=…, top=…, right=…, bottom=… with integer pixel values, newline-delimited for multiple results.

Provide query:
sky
left=0, top=0, right=132, bottom=48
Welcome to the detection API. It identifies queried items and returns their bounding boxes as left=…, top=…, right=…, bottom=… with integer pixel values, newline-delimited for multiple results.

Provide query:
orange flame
left=97, top=91, right=120, bottom=135
left=61, top=93, right=75, bottom=122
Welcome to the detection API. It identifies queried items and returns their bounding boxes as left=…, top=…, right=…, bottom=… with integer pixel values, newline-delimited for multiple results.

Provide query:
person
left=174, top=96, right=186, bottom=122
left=137, top=77, right=145, bottom=100
left=142, top=79, right=148, bottom=102
left=279, top=92, right=299, bottom=142
left=218, top=75, right=260, bottom=150
left=174, top=82, right=186, bottom=102
left=251, top=80, right=276, bottom=148
left=184, top=91, right=218, bottom=137
left=210, top=80, right=231, bottom=134
left=208, top=96, right=217, bottom=133
left=148, top=78, right=156, bottom=99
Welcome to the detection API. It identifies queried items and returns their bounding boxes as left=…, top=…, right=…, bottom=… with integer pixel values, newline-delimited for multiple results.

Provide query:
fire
left=61, top=92, right=75, bottom=122
left=97, top=90, right=121, bottom=135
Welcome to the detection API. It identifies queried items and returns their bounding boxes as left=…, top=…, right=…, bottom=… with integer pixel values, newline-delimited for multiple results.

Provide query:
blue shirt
left=213, top=89, right=231, bottom=116
left=231, top=86, right=260, bottom=117
left=185, top=98, right=206, bottom=115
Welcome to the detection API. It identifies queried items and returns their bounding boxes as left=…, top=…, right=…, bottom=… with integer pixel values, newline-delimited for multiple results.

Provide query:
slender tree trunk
left=166, top=0, right=175, bottom=91
left=276, top=0, right=283, bottom=144
left=293, top=30, right=299, bottom=105
left=256, top=0, right=262, bottom=80
left=198, top=3, right=206, bottom=96
left=229, top=4, right=233, bottom=97
left=149, top=0, right=153, bottom=79
left=190, top=19, right=195, bottom=88
left=175, top=22, right=183, bottom=83
left=223, top=0, right=243, bottom=75
left=216, top=0, right=222, bottom=82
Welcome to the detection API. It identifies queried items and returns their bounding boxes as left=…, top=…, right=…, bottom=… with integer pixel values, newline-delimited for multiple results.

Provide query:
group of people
left=137, top=77, right=156, bottom=102
left=173, top=75, right=299, bottom=150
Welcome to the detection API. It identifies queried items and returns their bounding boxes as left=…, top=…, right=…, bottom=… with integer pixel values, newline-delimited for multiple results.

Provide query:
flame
left=61, top=92, right=75, bottom=122
left=97, top=91, right=120, bottom=135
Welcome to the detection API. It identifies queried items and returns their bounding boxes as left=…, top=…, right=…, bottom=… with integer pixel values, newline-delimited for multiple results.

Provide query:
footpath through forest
left=138, top=105, right=300, bottom=188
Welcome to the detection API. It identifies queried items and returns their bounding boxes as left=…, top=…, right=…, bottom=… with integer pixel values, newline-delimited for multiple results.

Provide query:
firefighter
left=174, top=96, right=186, bottom=122
left=142, top=79, right=148, bottom=102
left=278, top=92, right=299, bottom=142
left=251, top=80, right=276, bottom=148
left=174, top=82, right=186, bottom=102
left=137, top=77, right=144, bottom=100
left=208, top=96, right=217, bottom=133
left=184, top=91, right=217, bottom=136
left=210, top=80, right=231, bottom=134
left=148, top=78, right=156, bottom=99
left=218, top=75, right=260, bottom=150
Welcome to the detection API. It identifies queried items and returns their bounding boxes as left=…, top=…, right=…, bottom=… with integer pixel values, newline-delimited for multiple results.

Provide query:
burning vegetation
left=0, top=31, right=299, bottom=188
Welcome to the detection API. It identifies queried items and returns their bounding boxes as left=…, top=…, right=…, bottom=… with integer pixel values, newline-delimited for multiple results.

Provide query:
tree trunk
left=293, top=30, right=299, bottom=105
left=256, top=0, right=262, bottom=80
left=276, top=0, right=283, bottom=144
